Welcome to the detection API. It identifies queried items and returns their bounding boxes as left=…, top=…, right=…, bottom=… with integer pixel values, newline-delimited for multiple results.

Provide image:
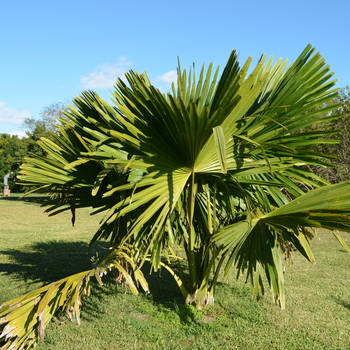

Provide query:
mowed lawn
left=1, top=194, right=350, bottom=350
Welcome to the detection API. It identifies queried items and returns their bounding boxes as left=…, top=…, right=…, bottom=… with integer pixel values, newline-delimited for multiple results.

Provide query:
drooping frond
left=0, top=245, right=149, bottom=350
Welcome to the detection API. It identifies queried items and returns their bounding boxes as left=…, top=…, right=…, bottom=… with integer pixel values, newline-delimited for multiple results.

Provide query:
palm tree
left=2, top=45, right=350, bottom=349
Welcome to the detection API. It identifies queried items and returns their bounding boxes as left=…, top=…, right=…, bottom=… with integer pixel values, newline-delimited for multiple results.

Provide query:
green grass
left=1, top=194, right=350, bottom=350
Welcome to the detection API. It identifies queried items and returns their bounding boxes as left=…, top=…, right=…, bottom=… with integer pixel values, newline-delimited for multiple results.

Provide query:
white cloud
left=10, top=131, right=28, bottom=138
left=158, top=70, right=178, bottom=87
left=81, top=58, right=131, bottom=89
left=0, top=102, right=31, bottom=125
left=153, top=70, right=178, bottom=93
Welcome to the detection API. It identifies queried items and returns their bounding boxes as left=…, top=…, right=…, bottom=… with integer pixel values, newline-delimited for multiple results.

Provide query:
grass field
left=1, top=194, right=350, bottom=350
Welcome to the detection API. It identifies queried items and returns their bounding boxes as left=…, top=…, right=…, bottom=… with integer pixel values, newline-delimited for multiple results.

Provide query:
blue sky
left=1, top=0, right=349, bottom=136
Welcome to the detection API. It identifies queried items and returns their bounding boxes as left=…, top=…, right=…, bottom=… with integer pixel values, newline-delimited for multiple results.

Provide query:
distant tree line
left=304, top=86, right=350, bottom=183
left=0, top=102, right=66, bottom=191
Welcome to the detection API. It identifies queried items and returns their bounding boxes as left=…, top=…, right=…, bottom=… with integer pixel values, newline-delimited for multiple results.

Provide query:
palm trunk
left=183, top=245, right=224, bottom=309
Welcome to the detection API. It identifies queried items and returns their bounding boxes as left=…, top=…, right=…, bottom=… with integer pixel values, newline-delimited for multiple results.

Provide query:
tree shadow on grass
left=142, top=262, right=184, bottom=304
left=0, top=240, right=122, bottom=322
left=138, top=262, right=207, bottom=324
left=333, top=297, right=350, bottom=310
left=0, top=195, right=50, bottom=204
left=0, top=240, right=109, bottom=284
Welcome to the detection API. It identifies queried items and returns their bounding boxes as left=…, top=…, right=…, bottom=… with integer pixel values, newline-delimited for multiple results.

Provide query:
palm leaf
left=214, top=182, right=350, bottom=307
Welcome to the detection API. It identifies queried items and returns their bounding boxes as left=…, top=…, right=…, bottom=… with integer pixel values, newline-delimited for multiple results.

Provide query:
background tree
left=0, top=129, right=51, bottom=191
left=23, top=101, right=68, bottom=134
left=302, top=86, right=350, bottom=183
left=0, top=102, right=68, bottom=191
left=0, top=133, right=12, bottom=151
left=0, top=135, right=29, bottom=191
